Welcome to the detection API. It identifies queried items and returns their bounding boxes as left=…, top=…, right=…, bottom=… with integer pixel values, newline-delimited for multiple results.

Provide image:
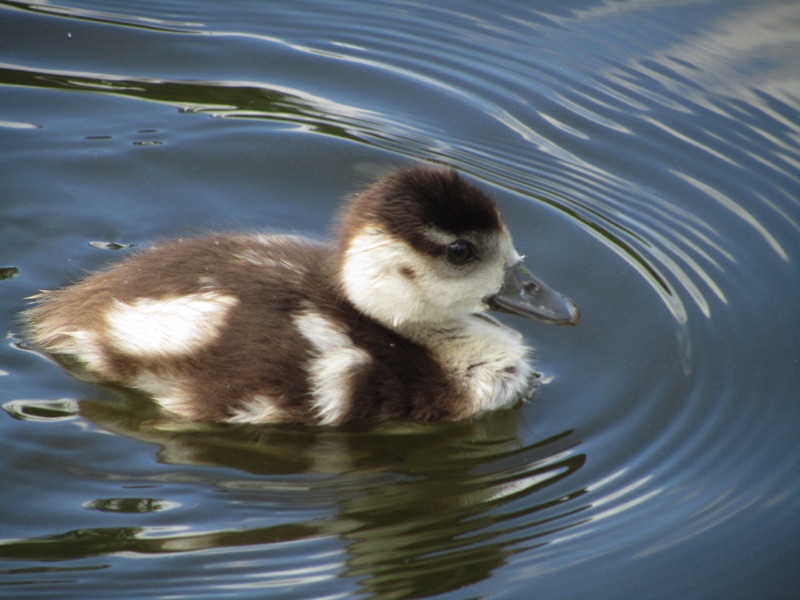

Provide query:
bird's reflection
left=4, top=389, right=587, bottom=598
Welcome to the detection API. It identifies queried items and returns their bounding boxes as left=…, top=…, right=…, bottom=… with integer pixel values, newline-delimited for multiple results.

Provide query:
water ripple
left=2, top=1, right=799, bottom=598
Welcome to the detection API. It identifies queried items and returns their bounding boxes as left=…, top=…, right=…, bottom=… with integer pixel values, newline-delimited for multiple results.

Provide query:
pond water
left=1, top=1, right=799, bottom=598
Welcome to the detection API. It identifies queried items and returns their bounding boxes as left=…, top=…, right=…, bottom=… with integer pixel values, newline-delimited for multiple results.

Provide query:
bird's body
left=24, top=166, right=578, bottom=425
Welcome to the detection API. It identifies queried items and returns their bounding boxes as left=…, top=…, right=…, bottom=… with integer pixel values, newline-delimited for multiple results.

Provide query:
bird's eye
left=446, top=240, right=477, bottom=265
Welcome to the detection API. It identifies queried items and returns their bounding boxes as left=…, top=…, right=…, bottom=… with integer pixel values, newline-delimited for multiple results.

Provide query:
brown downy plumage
left=24, top=165, right=579, bottom=426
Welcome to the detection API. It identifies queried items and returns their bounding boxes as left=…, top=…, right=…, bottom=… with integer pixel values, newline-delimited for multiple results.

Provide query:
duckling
left=24, top=165, right=579, bottom=425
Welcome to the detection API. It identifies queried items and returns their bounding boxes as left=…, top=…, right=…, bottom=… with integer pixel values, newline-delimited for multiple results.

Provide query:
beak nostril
left=524, top=282, right=540, bottom=294
left=493, top=261, right=577, bottom=324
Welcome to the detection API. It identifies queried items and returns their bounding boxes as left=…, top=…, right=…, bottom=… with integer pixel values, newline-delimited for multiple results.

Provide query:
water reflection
left=0, top=64, right=364, bottom=138
left=0, top=266, right=20, bottom=281
left=2, top=392, right=587, bottom=597
left=2, top=0, right=204, bottom=33
left=2, top=0, right=799, bottom=597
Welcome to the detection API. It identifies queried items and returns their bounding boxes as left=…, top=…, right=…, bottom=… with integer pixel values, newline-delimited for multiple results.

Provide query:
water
left=1, top=1, right=799, bottom=598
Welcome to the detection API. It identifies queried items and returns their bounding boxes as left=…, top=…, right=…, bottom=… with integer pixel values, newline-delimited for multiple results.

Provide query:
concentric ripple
left=1, top=1, right=798, bottom=599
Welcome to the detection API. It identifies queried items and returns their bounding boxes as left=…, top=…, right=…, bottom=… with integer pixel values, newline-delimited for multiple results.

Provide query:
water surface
left=1, top=1, right=799, bottom=598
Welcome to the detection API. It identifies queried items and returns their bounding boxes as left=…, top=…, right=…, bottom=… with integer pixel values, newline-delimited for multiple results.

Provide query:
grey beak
left=486, top=261, right=580, bottom=325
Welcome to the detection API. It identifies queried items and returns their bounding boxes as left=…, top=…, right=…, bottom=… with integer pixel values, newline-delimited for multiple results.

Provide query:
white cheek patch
left=341, top=227, right=514, bottom=329
left=294, top=307, right=371, bottom=426
left=106, top=292, right=239, bottom=357
left=340, top=228, right=427, bottom=328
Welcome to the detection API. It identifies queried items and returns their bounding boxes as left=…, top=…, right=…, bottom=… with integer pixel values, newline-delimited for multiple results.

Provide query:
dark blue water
left=2, top=1, right=799, bottom=598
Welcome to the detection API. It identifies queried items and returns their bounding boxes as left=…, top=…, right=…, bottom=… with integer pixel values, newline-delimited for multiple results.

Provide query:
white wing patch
left=106, top=292, right=239, bottom=357
left=131, top=371, right=195, bottom=417
left=293, top=307, right=371, bottom=426
left=40, top=329, right=111, bottom=379
left=227, top=395, right=287, bottom=424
